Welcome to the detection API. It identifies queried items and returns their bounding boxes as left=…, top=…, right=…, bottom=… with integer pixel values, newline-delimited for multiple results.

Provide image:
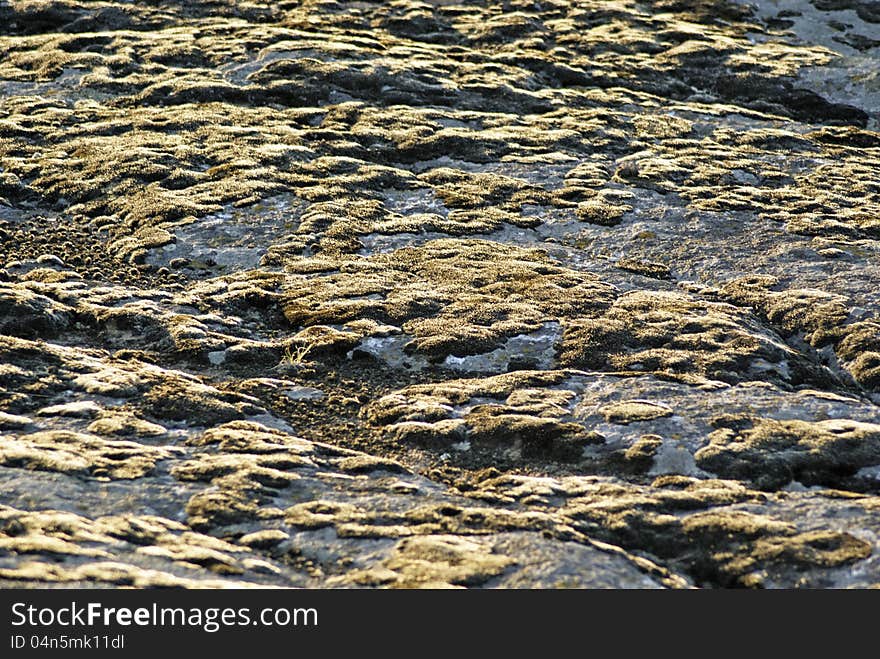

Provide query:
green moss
left=282, top=239, right=614, bottom=361
left=696, top=416, right=880, bottom=489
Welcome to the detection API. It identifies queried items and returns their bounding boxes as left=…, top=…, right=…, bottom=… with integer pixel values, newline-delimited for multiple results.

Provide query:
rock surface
left=1, top=0, right=879, bottom=588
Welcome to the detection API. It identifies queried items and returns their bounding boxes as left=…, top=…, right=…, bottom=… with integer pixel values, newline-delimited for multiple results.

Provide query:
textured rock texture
left=1, top=0, right=879, bottom=588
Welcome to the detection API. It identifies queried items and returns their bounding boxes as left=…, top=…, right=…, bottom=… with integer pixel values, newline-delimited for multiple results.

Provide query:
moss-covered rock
left=695, top=416, right=880, bottom=489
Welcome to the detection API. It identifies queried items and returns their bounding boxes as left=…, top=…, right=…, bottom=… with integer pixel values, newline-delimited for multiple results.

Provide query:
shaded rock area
left=1, top=0, right=879, bottom=588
